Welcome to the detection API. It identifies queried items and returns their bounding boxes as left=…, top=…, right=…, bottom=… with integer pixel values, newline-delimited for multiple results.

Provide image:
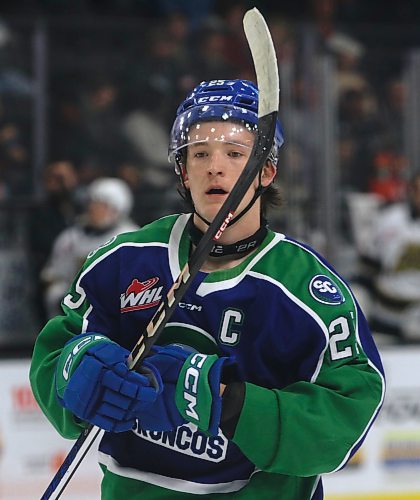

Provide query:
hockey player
left=30, top=80, right=385, bottom=499
left=41, top=177, right=139, bottom=318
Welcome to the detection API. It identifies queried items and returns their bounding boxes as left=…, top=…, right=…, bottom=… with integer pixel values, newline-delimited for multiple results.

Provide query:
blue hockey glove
left=137, top=344, right=193, bottom=431
left=55, top=333, right=161, bottom=433
left=140, top=344, right=229, bottom=435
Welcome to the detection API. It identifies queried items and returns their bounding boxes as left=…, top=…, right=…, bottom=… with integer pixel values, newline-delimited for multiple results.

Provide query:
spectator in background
left=41, top=177, right=138, bottom=318
left=155, top=0, right=215, bottom=29
left=369, top=148, right=407, bottom=203
left=78, top=75, right=138, bottom=173
left=120, top=81, right=186, bottom=225
left=165, top=11, right=191, bottom=68
left=0, top=20, right=33, bottom=198
left=380, top=77, right=407, bottom=150
left=269, top=15, right=297, bottom=66
left=27, top=160, right=80, bottom=325
left=221, top=2, right=255, bottom=78
left=326, top=32, right=368, bottom=100
left=191, top=19, right=237, bottom=82
left=127, top=21, right=195, bottom=129
left=0, top=121, right=30, bottom=197
left=116, top=162, right=182, bottom=227
left=49, top=83, right=87, bottom=166
left=338, top=88, right=383, bottom=192
left=374, top=173, right=420, bottom=272
left=308, top=0, right=337, bottom=41
left=164, top=11, right=199, bottom=109
left=371, top=173, right=420, bottom=340
left=305, top=0, right=365, bottom=60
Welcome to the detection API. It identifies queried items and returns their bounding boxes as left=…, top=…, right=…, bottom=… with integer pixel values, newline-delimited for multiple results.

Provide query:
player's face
left=87, top=200, right=118, bottom=229
left=183, top=121, right=275, bottom=227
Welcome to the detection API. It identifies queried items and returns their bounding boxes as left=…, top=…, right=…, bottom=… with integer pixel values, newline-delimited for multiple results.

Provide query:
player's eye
left=193, top=150, right=208, bottom=158
left=228, top=150, right=244, bottom=158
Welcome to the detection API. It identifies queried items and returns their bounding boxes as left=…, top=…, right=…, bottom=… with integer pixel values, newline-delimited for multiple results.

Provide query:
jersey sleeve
left=231, top=307, right=384, bottom=476
left=230, top=241, right=386, bottom=477
left=29, top=239, right=122, bottom=439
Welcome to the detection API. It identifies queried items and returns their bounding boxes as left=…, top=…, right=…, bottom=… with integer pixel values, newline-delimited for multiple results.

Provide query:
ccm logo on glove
left=62, top=334, right=107, bottom=381
left=182, top=353, right=208, bottom=421
left=175, top=350, right=228, bottom=435
left=136, top=344, right=229, bottom=436
left=55, top=333, right=161, bottom=433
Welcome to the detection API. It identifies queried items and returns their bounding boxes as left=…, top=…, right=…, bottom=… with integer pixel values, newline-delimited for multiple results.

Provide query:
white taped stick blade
left=243, top=8, right=279, bottom=117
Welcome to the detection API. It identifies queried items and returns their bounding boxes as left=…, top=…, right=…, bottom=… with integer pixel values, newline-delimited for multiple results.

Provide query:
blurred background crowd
left=1, top=0, right=420, bottom=354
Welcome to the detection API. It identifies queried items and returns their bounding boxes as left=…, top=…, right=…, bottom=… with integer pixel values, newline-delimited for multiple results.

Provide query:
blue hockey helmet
left=168, top=79, right=284, bottom=174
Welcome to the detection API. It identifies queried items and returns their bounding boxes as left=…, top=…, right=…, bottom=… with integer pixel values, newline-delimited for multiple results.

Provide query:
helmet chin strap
left=179, top=166, right=269, bottom=258
left=180, top=164, right=267, bottom=228
left=193, top=183, right=266, bottom=227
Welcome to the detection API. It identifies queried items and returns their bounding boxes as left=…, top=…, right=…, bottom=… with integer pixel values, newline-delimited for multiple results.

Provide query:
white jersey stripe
left=98, top=451, right=250, bottom=495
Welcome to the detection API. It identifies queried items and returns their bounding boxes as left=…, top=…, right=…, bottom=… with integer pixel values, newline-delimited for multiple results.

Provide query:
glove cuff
left=55, top=333, right=110, bottom=401
left=220, top=381, right=246, bottom=439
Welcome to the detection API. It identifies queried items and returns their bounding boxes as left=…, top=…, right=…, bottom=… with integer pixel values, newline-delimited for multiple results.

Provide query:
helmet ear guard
left=174, top=152, right=184, bottom=176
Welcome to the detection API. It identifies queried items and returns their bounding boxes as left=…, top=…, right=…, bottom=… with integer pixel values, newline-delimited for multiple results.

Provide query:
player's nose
left=207, top=151, right=224, bottom=176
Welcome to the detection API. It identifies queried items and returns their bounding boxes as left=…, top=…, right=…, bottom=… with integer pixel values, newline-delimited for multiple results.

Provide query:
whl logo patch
left=120, top=277, right=163, bottom=313
left=309, top=274, right=345, bottom=305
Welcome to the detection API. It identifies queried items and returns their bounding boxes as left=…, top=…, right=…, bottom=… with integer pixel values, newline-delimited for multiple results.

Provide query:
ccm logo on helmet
left=183, top=353, right=208, bottom=422
left=197, top=95, right=234, bottom=104
left=309, top=274, right=345, bottom=305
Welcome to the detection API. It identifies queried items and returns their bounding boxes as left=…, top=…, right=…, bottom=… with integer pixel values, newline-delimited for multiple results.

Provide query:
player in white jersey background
left=41, top=177, right=139, bottom=317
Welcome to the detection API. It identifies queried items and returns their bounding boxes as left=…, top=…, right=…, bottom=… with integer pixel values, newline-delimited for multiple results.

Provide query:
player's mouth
left=206, top=187, right=228, bottom=196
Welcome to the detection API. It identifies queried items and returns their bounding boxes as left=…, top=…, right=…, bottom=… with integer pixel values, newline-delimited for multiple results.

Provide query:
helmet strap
left=178, top=157, right=270, bottom=228
left=193, top=170, right=268, bottom=227
left=187, top=216, right=268, bottom=258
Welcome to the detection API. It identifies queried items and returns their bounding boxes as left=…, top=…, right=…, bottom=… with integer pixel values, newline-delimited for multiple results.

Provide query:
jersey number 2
left=329, top=317, right=353, bottom=360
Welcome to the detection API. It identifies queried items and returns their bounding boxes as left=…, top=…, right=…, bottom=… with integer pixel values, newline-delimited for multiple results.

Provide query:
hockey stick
left=41, top=7, right=279, bottom=499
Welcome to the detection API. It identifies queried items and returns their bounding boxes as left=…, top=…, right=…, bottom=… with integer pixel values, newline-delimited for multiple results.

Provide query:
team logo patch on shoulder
left=120, top=277, right=163, bottom=312
left=309, top=274, right=345, bottom=305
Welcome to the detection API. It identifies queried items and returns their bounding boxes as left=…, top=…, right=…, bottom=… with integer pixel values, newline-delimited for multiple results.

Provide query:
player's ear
left=261, top=161, right=276, bottom=187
